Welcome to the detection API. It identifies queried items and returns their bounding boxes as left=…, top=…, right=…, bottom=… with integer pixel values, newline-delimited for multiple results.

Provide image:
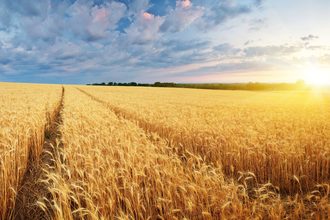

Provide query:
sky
left=0, top=0, right=329, bottom=84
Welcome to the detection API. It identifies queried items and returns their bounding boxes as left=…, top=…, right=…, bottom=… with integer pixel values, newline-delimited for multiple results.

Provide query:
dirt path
left=13, top=87, right=65, bottom=220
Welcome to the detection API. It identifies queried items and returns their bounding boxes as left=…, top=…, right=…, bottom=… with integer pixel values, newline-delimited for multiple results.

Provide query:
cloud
left=2, top=0, right=49, bottom=17
left=125, top=11, right=165, bottom=44
left=163, top=39, right=210, bottom=52
left=196, top=0, right=263, bottom=29
left=66, top=1, right=126, bottom=41
left=0, top=0, right=127, bottom=44
left=249, top=18, right=266, bottom=31
left=244, top=45, right=300, bottom=57
left=182, top=0, right=192, bottom=9
left=127, top=0, right=150, bottom=15
left=141, top=39, right=212, bottom=67
left=2, top=0, right=328, bottom=84
left=301, top=34, right=319, bottom=41
left=213, top=43, right=241, bottom=56
left=160, top=0, right=204, bottom=33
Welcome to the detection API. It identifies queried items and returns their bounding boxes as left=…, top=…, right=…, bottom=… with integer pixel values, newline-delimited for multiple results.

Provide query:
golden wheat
left=79, top=86, right=330, bottom=194
left=0, top=83, right=62, bottom=219
left=49, top=87, right=231, bottom=219
left=46, top=86, right=329, bottom=219
left=1, top=83, right=329, bottom=219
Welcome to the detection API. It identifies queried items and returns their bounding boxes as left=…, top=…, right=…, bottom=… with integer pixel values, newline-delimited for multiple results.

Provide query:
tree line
left=87, top=80, right=307, bottom=91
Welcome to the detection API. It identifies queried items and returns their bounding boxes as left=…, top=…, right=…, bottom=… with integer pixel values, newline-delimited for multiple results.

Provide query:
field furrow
left=76, top=88, right=206, bottom=166
left=1, top=84, right=329, bottom=219
left=13, top=87, right=65, bottom=220
left=0, top=83, right=62, bottom=219
left=48, top=87, right=236, bottom=219
left=77, top=87, right=330, bottom=194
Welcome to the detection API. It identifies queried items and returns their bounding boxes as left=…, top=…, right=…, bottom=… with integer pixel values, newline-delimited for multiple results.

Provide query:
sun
left=303, top=65, right=330, bottom=86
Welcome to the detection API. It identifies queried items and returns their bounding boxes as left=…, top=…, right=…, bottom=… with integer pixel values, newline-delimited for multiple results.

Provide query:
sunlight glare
left=303, top=65, right=330, bottom=86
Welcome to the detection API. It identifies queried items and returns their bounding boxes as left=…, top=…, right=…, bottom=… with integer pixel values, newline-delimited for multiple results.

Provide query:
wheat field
left=0, top=83, right=329, bottom=219
left=0, top=83, right=62, bottom=219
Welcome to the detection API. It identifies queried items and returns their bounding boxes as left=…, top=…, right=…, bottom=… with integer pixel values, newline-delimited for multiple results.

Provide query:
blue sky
left=0, top=0, right=329, bottom=84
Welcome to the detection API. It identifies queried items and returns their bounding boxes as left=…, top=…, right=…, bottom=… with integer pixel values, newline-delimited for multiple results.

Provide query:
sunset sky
left=0, top=0, right=329, bottom=84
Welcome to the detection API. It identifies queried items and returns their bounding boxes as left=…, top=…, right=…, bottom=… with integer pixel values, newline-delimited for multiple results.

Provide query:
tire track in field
left=76, top=88, right=214, bottom=168
left=76, top=88, right=227, bottom=219
left=13, top=87, right=65, bottom=220
left=75, top=88, right=330, bottom=196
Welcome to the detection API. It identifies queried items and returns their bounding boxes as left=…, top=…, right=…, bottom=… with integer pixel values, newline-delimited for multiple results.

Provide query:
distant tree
left=153, top=82, right=175, bottom=87
left=128, top=82, right=138, bottom=86
left=138, top=83, right=151, bottom=87
left=87, top=81, right=307, bottom=91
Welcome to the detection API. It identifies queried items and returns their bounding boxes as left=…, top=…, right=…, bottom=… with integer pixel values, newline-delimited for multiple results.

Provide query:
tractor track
left=12, top=87, right=65, bottom=220
left=76, top=87, right=215, bottom=168
left=75, top=88, right=330, bottom=197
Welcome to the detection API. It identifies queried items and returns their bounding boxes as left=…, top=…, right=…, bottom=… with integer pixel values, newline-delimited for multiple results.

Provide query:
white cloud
left=125, top=12, right=165, bottom=44
left=67, top=1, right=126, bottom=41
left=160, top=0, right=204, bottom=33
